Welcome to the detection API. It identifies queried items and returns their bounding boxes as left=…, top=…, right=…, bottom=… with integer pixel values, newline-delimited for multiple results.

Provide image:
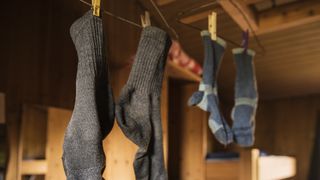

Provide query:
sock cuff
left=127, top=26, right=171, bottom=93
left=70, top=10, right=102, bottom=43
left=199, top=83, right=217, bottom=95
left=201, top=30, right=210, bottom=37
left=200, top=31, right=227, bottom=48
left=235, top=97, right=258, bottom=106
left=232, top=48, right=256, bottom=56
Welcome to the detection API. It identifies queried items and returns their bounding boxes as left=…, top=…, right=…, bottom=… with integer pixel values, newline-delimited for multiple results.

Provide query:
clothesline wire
left=176, top=1, right=219, bottom=17
left=79, top=0, right=179, bottom=38
left=227, top=0, right=266, bottom=54
left=79, top=0, right=265, bottom=55
left=175, top=0, right=266, bottom=55
left=175, top=1, right=243, bottom=48
left=176, top=20, right=242, bottom=48
left=148, top=0, right=179, bottom=39
left=79, top=0, right=142, bottom=28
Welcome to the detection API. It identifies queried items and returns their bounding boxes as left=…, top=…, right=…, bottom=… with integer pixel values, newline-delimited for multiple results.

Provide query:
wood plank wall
left=216, top=94, right=320, bottom=180
left=168, top=81, right=206, bottom=180
left=253, top=95, right=320, bottom=180
left=210, top=94, right=320, bottom=180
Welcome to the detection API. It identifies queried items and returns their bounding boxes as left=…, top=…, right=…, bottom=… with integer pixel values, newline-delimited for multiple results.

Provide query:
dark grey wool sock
left=116, top=26, right=171, bottom=180
left=231, top=48, right=258, bottom=147
left=62, top=10, right=115, bottom=180
left=188, top=31, right=233, bottom=145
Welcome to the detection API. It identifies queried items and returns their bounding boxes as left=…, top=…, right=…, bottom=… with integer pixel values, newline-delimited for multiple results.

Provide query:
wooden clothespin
left=92, top=0, right=101, bottom=17
left=208, top=12, right=217, bottom=41
left=140, top=11, right=151, bottom=28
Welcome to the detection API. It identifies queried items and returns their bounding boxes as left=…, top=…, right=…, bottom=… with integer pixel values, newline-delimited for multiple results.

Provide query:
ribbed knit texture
left=126, top=27, right=169, bottom=94
left=62, top=10, right=114, bottom=180
left=116, top=26, right=171, bottom=180
left=231, top=48, right=258, bottom=147
left=188, top=31, right=233, bottom=145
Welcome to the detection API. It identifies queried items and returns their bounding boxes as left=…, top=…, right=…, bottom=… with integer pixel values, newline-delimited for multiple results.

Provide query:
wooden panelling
left=239, top=149, right=259, bottom=180
left=180, top=10, right=213, bottom=24
left=18, top=105, right=47, bottom=160
left=18, top=105, right=48, bottom=180
left=0, top=93, right=5, bottom=124
left=257, top=1, right=320, bottom=35
left=156, top=0, right=176, bottom=6
left=20, top=160, right=47, bottom=175
left=206, top=160, right=239, bottom=180
left=6, top=108, right=20, bottom=180
left=162, top=77, right=169, bottom=167
left=218, top=0, right=258, bottom=31
left=168, top=81, right=206, bottom=180
left=254, top=95, right=320, bottom=180
left=46, top=107, right=71, bottom=180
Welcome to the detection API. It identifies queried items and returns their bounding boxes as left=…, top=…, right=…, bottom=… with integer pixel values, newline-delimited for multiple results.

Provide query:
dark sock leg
left=116, top=26, right=171, bottom=180
left=62, top=11, right=115, bottom=179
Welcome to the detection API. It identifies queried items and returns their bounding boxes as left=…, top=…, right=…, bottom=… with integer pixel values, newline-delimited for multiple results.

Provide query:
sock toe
left=213, top=128, right=234, bottom=145
left=234, top=133, right=254, bottom=147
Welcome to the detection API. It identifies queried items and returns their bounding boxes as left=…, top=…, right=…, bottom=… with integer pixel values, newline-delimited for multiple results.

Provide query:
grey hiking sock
left=62, top=10, right=115, bottom=179
left=231, top=48, right=258, bottom=147
left=116, top=26, right=171, bottom=180
left=188, top=31, right=233, bottom=145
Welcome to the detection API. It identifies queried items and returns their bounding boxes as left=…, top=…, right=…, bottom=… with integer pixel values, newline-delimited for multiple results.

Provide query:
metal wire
left=175, top=1, right=243, bottom=48
left=176, top=20, right=242, bottom=47
left=228, top=0, right=266, bottom=55
left=149, top=0, right=179, bottom=39
left=79, top=0, right=266, bottom=54
left=175, top=0, right=266, bottom=55
left=177, top=1, right=219, bottom=17
left=79, top=0, right=142, bottom=28
left=79, top=0, right=179, bottom=39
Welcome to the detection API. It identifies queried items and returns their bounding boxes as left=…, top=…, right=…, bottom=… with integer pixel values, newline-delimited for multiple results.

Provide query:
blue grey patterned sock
left=188, top=31, right=233, bottom=145
left=231, top=48, right=258, bottom=147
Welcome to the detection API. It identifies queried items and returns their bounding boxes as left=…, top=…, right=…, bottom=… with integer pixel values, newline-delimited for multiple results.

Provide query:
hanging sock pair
left=188, top=31, right=258, bottom=147
left=63, top=10, right=170, bottom=180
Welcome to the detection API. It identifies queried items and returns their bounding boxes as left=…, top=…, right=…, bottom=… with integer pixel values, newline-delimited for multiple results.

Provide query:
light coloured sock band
left=235, top=97, right=258, bottom=107
left=200, top=30, right=227, bottom=48
left=199, top=83, right=217, bottom=95
left=209, top=119, right=224, bottom=133
left=232, top=48, right=256, bottom=56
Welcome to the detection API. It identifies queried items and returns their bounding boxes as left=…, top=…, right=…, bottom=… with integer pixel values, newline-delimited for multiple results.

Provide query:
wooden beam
left=0, top=93, right=5, bottom=124
left=206, top=160, right=239, bottom=179
left=257, top=1, right=320, bottom=35
left=243, top=0, right=267, bottom=5
left=239, top=149, right=259, bottom=180
left=180, top=10, right=212, bottom=24
left=21, top=160, right=48, bottom=175
left=218, top=0, right=259, bottom=32
left=156, top=0, right=175, bottom=6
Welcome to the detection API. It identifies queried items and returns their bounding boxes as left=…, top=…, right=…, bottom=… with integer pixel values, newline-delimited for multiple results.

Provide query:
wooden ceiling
left=140, top=0, right=320, bottom=100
